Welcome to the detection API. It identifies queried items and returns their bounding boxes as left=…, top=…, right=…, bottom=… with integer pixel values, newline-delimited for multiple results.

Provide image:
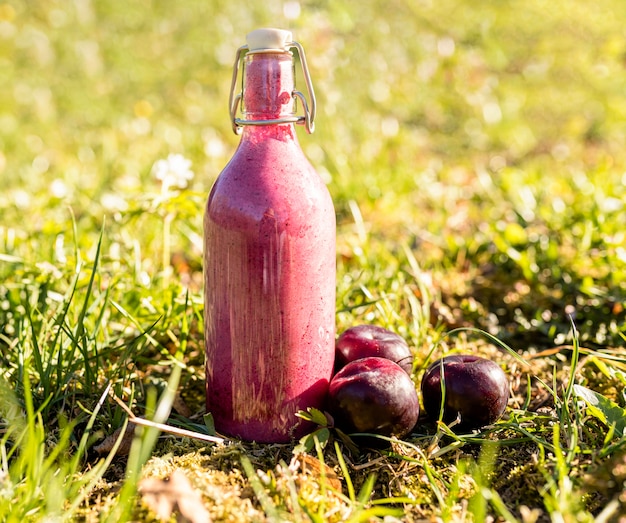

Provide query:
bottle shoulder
left=207, top=164, right=333, bottom=213
left=211, top=130, right=329, bottom=197
left=205, top=134, right=334, bottom=231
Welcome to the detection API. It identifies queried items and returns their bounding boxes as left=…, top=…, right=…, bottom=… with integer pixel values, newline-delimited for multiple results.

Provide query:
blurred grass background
left=2, top=0, right=626, bottom=345
left=2, top=1, right=626, bottom=519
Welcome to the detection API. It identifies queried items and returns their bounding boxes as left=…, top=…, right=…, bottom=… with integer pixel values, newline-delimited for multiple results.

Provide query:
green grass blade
left=334, top=440, right=355, bottom=502
left=240, top=454, right=283, bottom=522
left=73, top=223, right=105, bottom=393
left=356, top=472, right=377, bottom=506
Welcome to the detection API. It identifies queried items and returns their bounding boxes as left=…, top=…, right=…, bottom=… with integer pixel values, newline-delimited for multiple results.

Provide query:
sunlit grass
left=2, top=0, right=626, bottom=520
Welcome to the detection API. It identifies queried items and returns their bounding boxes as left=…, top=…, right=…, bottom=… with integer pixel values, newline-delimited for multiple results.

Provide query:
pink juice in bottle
left=204, top=29, right=336, bottom=442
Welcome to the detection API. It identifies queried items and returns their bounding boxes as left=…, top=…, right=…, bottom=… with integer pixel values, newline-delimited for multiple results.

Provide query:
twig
left=351, top=456, right=387, bottom=471
left=111, top=393, right=226, bottom=445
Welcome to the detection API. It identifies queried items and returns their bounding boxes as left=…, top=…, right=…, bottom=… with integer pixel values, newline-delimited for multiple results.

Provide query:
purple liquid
left=204, top=52, right=336, bottom=442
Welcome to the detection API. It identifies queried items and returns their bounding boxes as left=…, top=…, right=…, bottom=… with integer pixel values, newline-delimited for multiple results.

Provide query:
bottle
left=203, top=28, right=336, bottom=443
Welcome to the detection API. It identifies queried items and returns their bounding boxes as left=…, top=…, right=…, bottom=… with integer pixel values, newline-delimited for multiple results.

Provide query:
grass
left=2, top=0, right=626, bottom=520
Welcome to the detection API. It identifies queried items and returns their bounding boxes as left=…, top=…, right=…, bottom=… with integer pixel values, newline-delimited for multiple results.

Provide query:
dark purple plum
left=421, top=355, right=509, bottom=429
left=328, top=357, right=419, bottom=439
left=335, top=325, right=413, bottom=374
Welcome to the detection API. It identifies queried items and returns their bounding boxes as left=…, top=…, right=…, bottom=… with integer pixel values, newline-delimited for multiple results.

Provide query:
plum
left=421, top=354, right=509, bottom=429
left=335, top=324, right=413, bottom=374
left=328, top=357, right=419, bottom=439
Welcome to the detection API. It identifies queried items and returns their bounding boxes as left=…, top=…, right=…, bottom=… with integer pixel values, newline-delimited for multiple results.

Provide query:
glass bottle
left=204, top=28, right=336, bottom=442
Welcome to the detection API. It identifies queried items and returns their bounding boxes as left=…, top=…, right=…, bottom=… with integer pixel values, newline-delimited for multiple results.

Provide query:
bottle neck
left=243, top=52, right=295, bottom=122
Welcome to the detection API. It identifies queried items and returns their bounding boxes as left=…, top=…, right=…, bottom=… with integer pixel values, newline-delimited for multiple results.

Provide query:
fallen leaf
left=139, top=469, right=211, bottom=523
left=93, top=424, right=135, bottom=456
left=298, top=454, right=342, bottom=491
left=172, top=393, right=192, bottom=418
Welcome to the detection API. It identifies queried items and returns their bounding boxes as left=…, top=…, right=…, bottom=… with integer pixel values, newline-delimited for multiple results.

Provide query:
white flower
left=100, top=192, right=129, bottom=212
left=152, top=153, right=194, bottom=192
left=50, top=178, right=69, bottom=198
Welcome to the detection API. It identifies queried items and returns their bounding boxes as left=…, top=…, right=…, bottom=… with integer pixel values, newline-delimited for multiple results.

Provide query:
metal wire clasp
left=228, top=41, right=317, bottom=135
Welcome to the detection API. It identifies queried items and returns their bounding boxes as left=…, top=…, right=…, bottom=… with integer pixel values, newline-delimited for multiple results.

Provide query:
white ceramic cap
left=246, top=28, right=292, bottom=52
